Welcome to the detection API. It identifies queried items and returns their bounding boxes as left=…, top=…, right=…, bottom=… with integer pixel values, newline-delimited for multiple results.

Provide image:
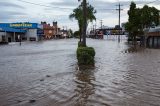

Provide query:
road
left=0, top=38, right=160, bottom=106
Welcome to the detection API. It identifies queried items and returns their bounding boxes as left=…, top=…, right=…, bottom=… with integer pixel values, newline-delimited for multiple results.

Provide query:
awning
left=0, top=27, right=26, bottom=33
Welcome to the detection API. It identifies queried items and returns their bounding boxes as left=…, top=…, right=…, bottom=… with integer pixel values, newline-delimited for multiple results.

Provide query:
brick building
left=41, top=21, right=60, bottom=39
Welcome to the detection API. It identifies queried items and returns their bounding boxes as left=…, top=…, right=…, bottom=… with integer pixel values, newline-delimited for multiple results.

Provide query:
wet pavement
left=0, top=37, right=160, bottom=106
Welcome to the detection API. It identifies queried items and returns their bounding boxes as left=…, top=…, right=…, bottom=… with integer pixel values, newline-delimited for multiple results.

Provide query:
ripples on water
left=0, top=38, right=160, bottom=106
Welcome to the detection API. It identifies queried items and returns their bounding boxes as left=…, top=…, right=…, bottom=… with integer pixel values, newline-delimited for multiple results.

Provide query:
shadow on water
left=123, top=44, right=147, bottom=53
left=1, top=39, right=160, bottom=106
left=74, top=65, right=111, bottom=106
left=74, top=65, right=95, bottom=106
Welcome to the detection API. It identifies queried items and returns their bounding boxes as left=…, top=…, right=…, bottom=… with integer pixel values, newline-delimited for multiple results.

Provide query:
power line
left=145, top=0, right=160, bottom=5
left=17, top=0, right=74, bottom=10
left=97, top=8, right=116, bottom=10
left=17, top=0, right=160, bottom=13
left=96, top=0, right=160, bottom=11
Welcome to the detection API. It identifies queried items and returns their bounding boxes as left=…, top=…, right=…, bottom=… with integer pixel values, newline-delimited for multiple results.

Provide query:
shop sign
left=10, top=23, right=33, bottom=28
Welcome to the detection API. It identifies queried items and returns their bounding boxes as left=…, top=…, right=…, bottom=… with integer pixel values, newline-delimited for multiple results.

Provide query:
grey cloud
left=2, top=11, right=26, bottom=15
left=45, top=0, right=79, bottom=11
left=0, top=10, right=27, bottom=22
left=88, top=0, right=160, bottom=14
left=0, top=1, right=25, bottom=9
left=49, top=0, right=78, bottom=8
left=0, top=15, right=12, bottom=20
left=47, top=0, right=154, bottom=14
left=0, top=1, right=27, bottom=22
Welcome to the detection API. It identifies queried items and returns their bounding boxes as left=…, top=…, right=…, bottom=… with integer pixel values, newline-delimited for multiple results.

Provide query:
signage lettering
left=10, top=24, right=33, bottom=28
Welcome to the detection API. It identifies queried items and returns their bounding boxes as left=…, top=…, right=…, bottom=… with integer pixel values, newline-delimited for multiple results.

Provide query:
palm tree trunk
left=80, top=28, right=82, bottom=42
left=82, top=0, right=87, bottom=46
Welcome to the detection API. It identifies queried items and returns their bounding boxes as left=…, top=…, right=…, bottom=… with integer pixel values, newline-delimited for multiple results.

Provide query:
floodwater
left=0, top=36, right=160, bottom=106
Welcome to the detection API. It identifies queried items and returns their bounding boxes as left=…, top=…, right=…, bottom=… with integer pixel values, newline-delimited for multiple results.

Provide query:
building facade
left=41, top=21, right=60, bottom=39
left=146, top=26, right=160, bottom=48
left=0, top=23, right=43, bottom=43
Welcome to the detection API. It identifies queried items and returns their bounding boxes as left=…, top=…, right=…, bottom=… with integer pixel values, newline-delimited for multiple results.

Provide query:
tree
left=74, top=30, right=80, bottom=38
left=68, top=29, right=73, bottom=37
left=125, top=2, right=160, bottom=44
left=69, top=6, right=83, bottom=42
left=126, top=2, right=140, bottom=43
left=69, top=1, right=96, bottom=45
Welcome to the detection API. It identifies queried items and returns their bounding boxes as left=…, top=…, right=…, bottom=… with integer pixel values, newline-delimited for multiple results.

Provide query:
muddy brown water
left=0, top=37, right=160, bottom=106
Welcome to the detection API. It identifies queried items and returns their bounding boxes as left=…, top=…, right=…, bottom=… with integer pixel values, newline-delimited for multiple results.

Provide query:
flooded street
left=0, top=37, right=160, bottom=106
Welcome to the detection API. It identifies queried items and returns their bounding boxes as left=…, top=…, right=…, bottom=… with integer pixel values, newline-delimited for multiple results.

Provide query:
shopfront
left=0, top=23, right=43, bottom=43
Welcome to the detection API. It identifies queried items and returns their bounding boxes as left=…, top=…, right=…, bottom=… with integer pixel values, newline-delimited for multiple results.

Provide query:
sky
left=0, top=0, right=160, bottom=31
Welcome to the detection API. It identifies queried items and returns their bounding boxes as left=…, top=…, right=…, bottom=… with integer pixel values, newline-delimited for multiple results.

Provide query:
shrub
left=77, top=46, right=95, bottom=65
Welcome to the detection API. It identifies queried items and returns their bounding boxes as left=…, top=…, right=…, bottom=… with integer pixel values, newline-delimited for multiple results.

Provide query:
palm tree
left=69, top=1, right=96, bottom=45
left=69, top=6, right=83, bottom=42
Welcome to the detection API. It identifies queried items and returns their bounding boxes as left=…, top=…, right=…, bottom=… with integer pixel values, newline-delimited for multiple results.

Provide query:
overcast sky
left=0, top=0, right=160, bottom=31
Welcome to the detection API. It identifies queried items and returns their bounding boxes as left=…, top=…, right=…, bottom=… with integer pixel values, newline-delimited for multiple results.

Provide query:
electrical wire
left=17, top=0, right=159, bottom=11
left=145, top=0, right=160, bottom=5
left=17, top=0, right=74, bottom=10
left=97, top=0, right=160, bottom=11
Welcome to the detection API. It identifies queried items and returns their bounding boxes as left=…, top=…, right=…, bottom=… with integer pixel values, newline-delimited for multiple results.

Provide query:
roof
left=0, top=27, right=26, bottom=33
left=60, top=30, right=68, bottom=32
left=149, top=26, right=160, bottom=32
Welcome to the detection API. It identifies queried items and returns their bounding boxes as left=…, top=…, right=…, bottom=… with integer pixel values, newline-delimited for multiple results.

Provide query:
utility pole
left=95, top=23, right=97, bottom=35
left=116, top=3, right=123, bottom=43
left=100, top=20, right=103, bottom=29
left=93, top=25, right=95, bottom=34
left=90, top=26, right=92, bottom=33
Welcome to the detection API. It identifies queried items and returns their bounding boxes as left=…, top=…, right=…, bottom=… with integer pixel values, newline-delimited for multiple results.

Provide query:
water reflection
left=124, top=44, right=146, bottom=53
left=0, top=39, right=160, bottom=106
left=74, top=66, right=95, bottom=106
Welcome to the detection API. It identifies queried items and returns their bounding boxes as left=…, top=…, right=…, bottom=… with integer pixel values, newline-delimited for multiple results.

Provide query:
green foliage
left=68, top=29, right=73, bottom=37
left=125, top=2, right=160, bottom=41
left=77, top=46, right=95, bottom=65
left=69, top=2, right=96, bottom=36
left=141, top=5, right=159, bottom=27
left=74, top=31, right=80, bottom=38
